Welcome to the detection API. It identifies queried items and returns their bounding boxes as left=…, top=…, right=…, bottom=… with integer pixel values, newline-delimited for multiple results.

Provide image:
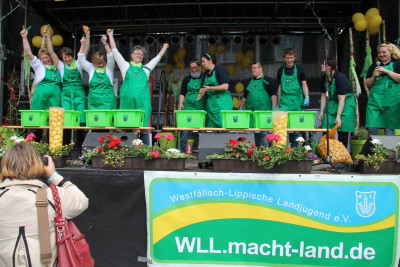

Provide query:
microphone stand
left=307, top=2, right=341, bottom=173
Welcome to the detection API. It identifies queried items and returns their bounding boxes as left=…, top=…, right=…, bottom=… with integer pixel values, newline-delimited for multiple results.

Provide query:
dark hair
left=326, top=57, right=337, bottom=70
left=202, top=52, right=216, bottom=64
left=189, top=58, right=200, bottom=66
left=91, top=51, right=107, bottom=65
left=283, top=48, right=296, bottom=57
left=58, top=47, right=74, bottom=57
left=252, top=61, right=263, bottom=67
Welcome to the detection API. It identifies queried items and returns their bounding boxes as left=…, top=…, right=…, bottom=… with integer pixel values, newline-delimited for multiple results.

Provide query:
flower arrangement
left=81, top=133, right=193, bottom=168
left=355, top=139, right=400, bottom=170
left=207, top=135, right=317, bottom=170
left=9, top=133, right=74, bottom=160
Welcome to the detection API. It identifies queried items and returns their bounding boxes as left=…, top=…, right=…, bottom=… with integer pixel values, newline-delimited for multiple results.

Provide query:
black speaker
left=82, top=131, right=139, bottom=149
left=359, top=135, right=400, bottom=156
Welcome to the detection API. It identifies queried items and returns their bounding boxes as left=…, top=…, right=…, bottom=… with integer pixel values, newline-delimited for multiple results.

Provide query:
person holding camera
left=0, top=142, right=88, bottom=266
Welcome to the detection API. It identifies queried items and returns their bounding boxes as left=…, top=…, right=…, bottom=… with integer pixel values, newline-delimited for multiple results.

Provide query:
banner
left=145, top=171, right=400, bottom=267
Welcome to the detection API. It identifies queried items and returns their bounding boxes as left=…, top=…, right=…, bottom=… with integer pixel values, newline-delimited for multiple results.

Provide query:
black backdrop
left=58, top=169, right=148, bottom=267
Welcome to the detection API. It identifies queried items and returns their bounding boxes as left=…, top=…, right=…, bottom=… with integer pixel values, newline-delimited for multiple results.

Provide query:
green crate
left=113, top=109, right=145, bottom=127
left=288, top=111, right=317, bottom=129
left=19, top=110, right=49, bottom=126
left=221, top=110, right=252, bottom=128
left=84, top=110, right=113, bottom=127
left=174, top=110, right=207, bottom=128
left=252, top=111, right=273, bottom=128
left=64, top=111, right=81, bottom=126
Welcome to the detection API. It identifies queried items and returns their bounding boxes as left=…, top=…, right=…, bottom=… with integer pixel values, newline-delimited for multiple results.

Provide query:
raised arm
left=78, top=36, right=86, bottom=55
left=20, top=29, right=34, bottom=60
left=157, top=43, right=169, bottom=57
left=101, top=35, right=111, bottom=54
left=44, top=30, right=59, bottom=66
left=107, top=29, right=117, bottom=50
left=82, top=25, right=91, bottom=56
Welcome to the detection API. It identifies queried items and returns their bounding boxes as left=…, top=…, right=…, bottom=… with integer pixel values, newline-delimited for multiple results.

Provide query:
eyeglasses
left=251, top=67, right=261, bottom=69
left=189, top=66, right=199, bottom=70
left=133, top=52, right=144, bottom=57
left=94, top=62, right=106, bottom=66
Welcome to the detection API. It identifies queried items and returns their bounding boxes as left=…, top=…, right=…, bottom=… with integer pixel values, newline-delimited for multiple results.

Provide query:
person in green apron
left=365, top=42, right=400, bottom=136
left=77, top=31, right=116, bottom=111
left=319, top=57, right=356, bottom=148
left=178, top=59, right=206, bottom=152
left=277, top=48, right=310, bottom=146
left=46, top=26, right=90, bottom=154
left=20, top=28, right=61, bottom=142
left=198, top=53, right=232, bottom=128
left=239, top=62, right=278, bottom=147
left=108, top=30, right=169, bottom=145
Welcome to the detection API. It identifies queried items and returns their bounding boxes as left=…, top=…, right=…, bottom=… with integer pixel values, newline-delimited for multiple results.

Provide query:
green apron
left=31, top=66, right=61, bottom=110
left=322, top=78, right=356, bottom=132
left=88, top=70, right=116, bottom=110
left=119, top=65, right=152, bottom=126
left=246, top=77, right=272, bottom=128
left=366, top=62, right=400, bottom=129
left=279, top=65, right=304, bottom=111
left=184, top=77, right=206, bottom=110
left=61, top=63, right=86, bottom=122
left=204, top=70, right=233, bottom=127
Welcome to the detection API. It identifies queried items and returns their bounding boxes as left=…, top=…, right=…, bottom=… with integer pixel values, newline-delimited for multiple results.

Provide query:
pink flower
left=273, top=134, right=281, bottom=141
left=26, top=133, right=36, bottom=141
left=150, top=150, right=160, bottom=158
left=164, top=133, right=175, bottom=140
left=266, top=134, right=275, bottom=142
left=154, top=133, right=161, bottom=139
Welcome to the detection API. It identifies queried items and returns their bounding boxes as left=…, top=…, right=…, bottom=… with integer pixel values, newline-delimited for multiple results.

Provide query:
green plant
left=352, top=127, right=369, bottom=140
left=355, top=139, right=399, bottom=170
left=207, top=135, right=316, bottom=170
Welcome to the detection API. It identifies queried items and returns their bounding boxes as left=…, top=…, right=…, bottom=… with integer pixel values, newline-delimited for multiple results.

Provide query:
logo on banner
left=356, top=191, right=376, bottom=217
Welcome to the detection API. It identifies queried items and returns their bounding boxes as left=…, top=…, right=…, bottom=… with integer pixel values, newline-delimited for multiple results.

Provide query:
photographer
left=0, top=142, right=88, bottom=266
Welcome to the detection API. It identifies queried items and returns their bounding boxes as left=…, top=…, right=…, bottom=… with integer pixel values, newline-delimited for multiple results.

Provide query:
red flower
left=98, top=137, right=105, bottom=143
left=97, top=147, right=103, bottom=152
left=264, top=156, right=271, bottom=160
left=231, top=154, right=235, bottom=157
left=109, top=138, right=122, bottom=148
left=240, top=136, right=247, bottom=141
left=106, top=134, right=113, bottom=138
left=285, top=147, right=292, bottom=153
left=228, top=139, right=239, bottom=146
left=251, top=144, right=255, bottom=149
left=247, top=149, right=254, bottom=156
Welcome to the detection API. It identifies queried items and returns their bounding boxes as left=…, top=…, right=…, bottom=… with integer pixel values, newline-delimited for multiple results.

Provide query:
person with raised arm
left=108, top=29, right=169, bottom=144
left=77, top=29, right=116, bottom=110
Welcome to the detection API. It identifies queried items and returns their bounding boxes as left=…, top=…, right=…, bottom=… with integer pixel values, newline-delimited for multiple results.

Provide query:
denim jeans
left=368, top=128, right=395, bottom=136
left=259, top=131, right=271, bottom=147
left=141, top=130, right=151, bottom=145
left=180, top=130, right=190, bottom=152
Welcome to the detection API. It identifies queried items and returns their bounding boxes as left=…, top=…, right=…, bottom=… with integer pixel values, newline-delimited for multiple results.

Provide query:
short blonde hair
left=38, top=48, right=50, bottom=59
left=1, top=142, right=44, bottom=182
left=91, top=51, right=107, bottom=65
left=376, top=42, right=400, bottom=60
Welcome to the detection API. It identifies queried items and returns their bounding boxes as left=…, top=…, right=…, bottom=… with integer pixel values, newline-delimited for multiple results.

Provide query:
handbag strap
left=36, top=187, right=52, bottom=265
left=49, top=184, right=63, bottom=218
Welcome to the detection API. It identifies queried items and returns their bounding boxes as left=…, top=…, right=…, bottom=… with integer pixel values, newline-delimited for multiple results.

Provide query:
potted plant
left=349, top=127, right=368, bottom=158
left=9, top=133, right=74, bottom=168
left=82, top=133, right=193, bottom=170
left=207, top=135, right=317, bottom=173
left=355, top=139, right=400, bottom=174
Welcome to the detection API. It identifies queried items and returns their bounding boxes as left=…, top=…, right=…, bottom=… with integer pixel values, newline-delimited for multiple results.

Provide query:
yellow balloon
left=208, top=45, right=217, bottom=55
left=51, top=35, right=63, bottom=46
left=226, top=64, right=235, bottom=76
left=235, top=51, right=244, bottom=63
left=245, top=50, right=255, bottom=60
left=176, top=61, right=185, bottom=68
left=164, top=64, right=172, bottom=74
left=242, top=55, right=252, bottom=67
left=235, top=82, right=245, bottom=94
left=368, top=14, right=382, bottom=28
left=368, top=25, right=380, bottom=35
left=216, top=43, right=226, bottom=54
left=354, top=19, right=368, bottom=31
left=232, top=97, right=240, bottom=109
left=32, top=36, right=43, bottom=48
left=40, top=25, right=54, bottom=36
left=173, top=53, right=180, bottom=64
left=365, top=7, right=379, bottom=21
left=352, top=13, right=365, bottom=23
left=238, top=62, right=246, bottom=70
left=177, top=47, right=187, bottom=58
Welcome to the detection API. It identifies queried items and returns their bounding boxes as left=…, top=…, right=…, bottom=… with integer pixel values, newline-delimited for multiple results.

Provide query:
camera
left=42, top=157, right=48, bottom=166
